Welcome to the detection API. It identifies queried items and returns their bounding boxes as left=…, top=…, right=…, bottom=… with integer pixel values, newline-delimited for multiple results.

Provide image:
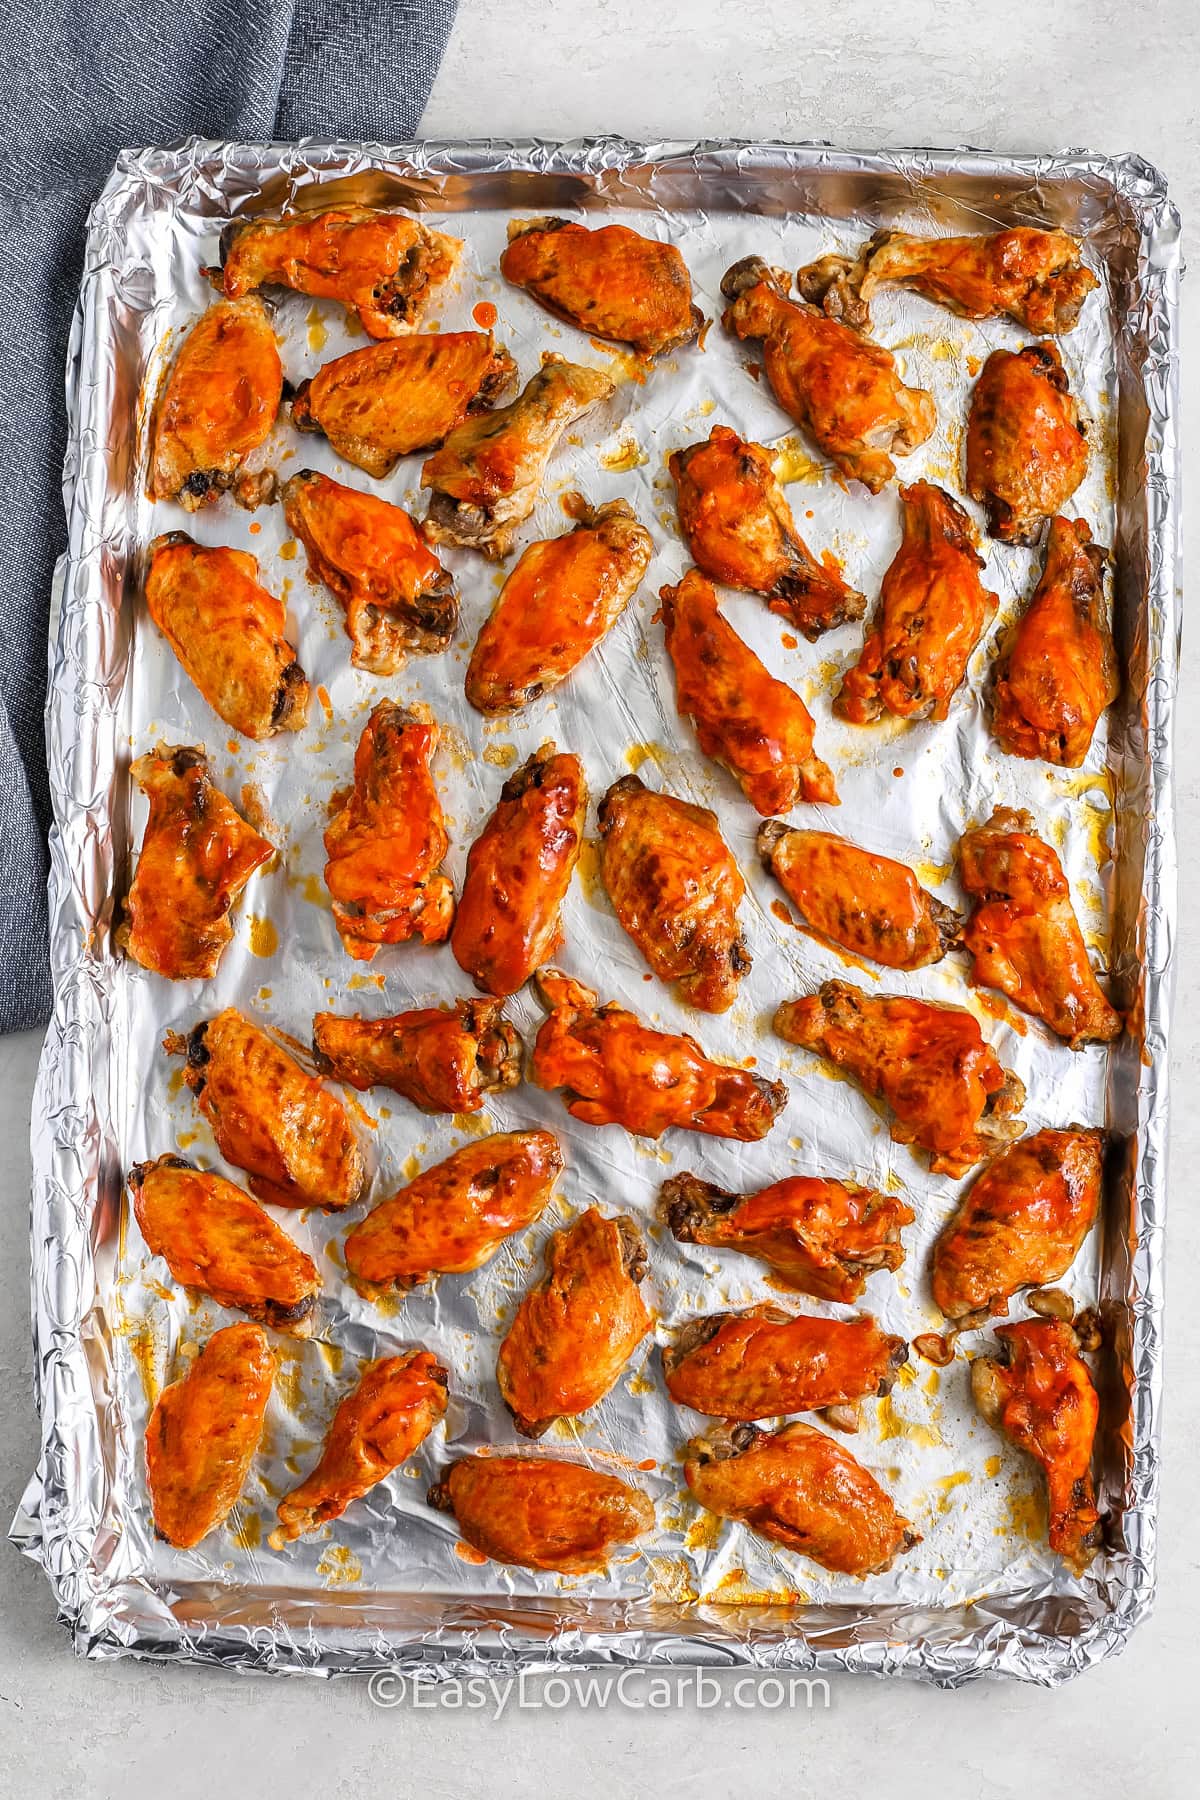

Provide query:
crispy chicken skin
left=835, top=482, right=998, bottom=725
left=685, top=1421, right=919, bottom=1574
left=128, top=1153, right=321, bottom=1335
left=775, top=980, right=1025, bottom=1177
left=172, top=1008, right=364, bottom=1212
left=146, top=1322, right=274, bottom=1549
left=959, top=807, right=1122, bottom=1046
left=218, top=206, right=461, bottom=338
left=991, top=516, right=1118, bottom=766
left=145, top=534, right=309, bottom=740
left=966, top=344, right=1089, bottom=544
left=659, top=570, right=838, bottom=812
left=312, top=999, right=522, bottom=1114
left=500, top=216, right=704, bottom=357
left=149, top=297, right=282, bottom=509
left=720, top=257, right=935, bottom=493
left=344, top=1130, right=563, bottom=1291
left=796, top=228, right=1097, bottom=336
left=663, top=1304, right=908, bottom=1421
left=291, top=332, right=518, bottom=479
left=118, top=746, right=273, bottom=980
left=498, top=1209, right=652, bottom=1437
left=758, top=821, right=961, bottom=970
left=324, top=701, right=456, bottom=961
left=422, top=357, right=616, bottom=559
left=532, top=968, right=786, bottom=1142
left=971, top=1318, right=1101, bottom=1570
left=661, top=1170, right=913, bottom=1303
left=466, top=500, right=653, bottom=713
left=281, top=469, right=456, bottom=674
left=598, top=775, right=750, bottom=1013
left=668, top=427, right=866, bottom=638
left=933, top=1128, right=1104, bottom=1325
left=273, top=1349, right=449, bottom=1544
left=450, top=746, right=585, bottom=996
left=428, top=1453, right=655, bottom=1574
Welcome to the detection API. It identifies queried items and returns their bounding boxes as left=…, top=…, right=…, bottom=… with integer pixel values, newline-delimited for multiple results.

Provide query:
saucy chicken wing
left=991, top=516, right=1118, bottom=765
left=145, top=534, right=309, bottom=740
left=598, top=774, right=750, bottom=1013
left=720, top=257, right=935, bottom=493
left=291, top=332, right=517, bottom=478
left=500, top=216, right=703, bottom=357
left=532, top=968, right=786, bottom=1142
left=971, top=1317, right=1101, bottom=1571
left=664, top=1304, right=907, bottom=1422
left=344, top=1131, right=563, bottom=1291
left=465, top=501, right=653, bottom=713
left=429, top=1453, right=655, bottom=1574
left=668, top=426, right=866, bottom=638
left=659, top=569, right=838, bottom=812
left=775, top=980, right=1025, bottom=1177
left=312, top=998, right=522, bottom=1114
left=835, top=482, right=998, bottom=725
left=128, top=1153, right=321, bottom=1335
left=959, top=807, right=1122, bottom=1046
left=118, top=746, right=274, bottom=980
left=498, top=1209, right=652, bottom=1437
left=146, top=1322, right=274, bottom=1549
left=451, top=746, right=585, bottom=995
left=966, top=344, right=1089, bottom=544
left=423, top=356, right=616, bottom=559
left=661, top=1170, right=913, bottom=1303
left=324, top=701, right=455, bottom=961
left=149, top=297, right=282, bottom=509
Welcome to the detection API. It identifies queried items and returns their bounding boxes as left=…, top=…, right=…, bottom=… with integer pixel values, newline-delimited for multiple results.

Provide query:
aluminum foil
left=11, top=137, right=1180, bottom=1686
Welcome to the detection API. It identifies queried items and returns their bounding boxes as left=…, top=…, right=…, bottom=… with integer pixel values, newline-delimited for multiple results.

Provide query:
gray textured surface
left=2, top=0, right=1197, bottom=1790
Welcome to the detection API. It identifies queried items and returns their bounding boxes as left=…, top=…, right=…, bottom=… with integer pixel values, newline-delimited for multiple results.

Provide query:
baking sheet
left=12, top=138, right=1181, bottom=1685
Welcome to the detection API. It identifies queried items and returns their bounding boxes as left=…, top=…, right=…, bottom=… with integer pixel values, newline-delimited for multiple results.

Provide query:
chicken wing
left=598, top=774, right=750, bottom=1013
left=966, top=344, right=1089, bottom=544
left=344, top=1131, right=563, bottom=1291
left=466, top=500, right=652, bottom=713
left=500, top=216, right=703, bottom=357
left=312, top=998, right=522, bottom=1114
left=217, top=205, right=462, bottom=338
left=145, top=534, right=309, bottom=740
left=758, top=821, right=961, bottom=969
left=720, top=257, right=935, bottom=493
left=664, top=1304, right=907, bottom=1421
left=532, top=967, right=786, bottom=1142
left=685, top=1421, right=919, bottom=1575
left=450, top=746, right=585, bottom=995
left=775, top=980, right=1025, bottom=1177
left=668, top=426, right=865, bottom=638
left=149, top=297, right=282, bottom=509
left=834, top=482, right=998, bottom=725
left=281, top=469, right=456, bottom=674
left=118, top=746, right=273, bottom=980
left=933, top=1128, right=1104, bottom=1325
left=659, top=570, right=838, bottom=813
left=428, top=1453, right=655, bottom=1574
left=660, top=1170, right=913, bottom=1303
left=991, top=516, right=1118, bottom=766
left=291, top=332, right=517, bottom=478
left=422, top=356, right=616, bottom=558
left=273, top=1349, right=449, bottom=1544
left=959, top=807, right=1122, bottom=1046
left=128, top=1153, right=321, bottom=1335
left=170, top=1008, right=364, bottom=1212
left=971, top=1317, right=1101, bottom=1571
left=323, top=701, right=455, bottom=961
left=146, top=1322, right=274, bottom=1549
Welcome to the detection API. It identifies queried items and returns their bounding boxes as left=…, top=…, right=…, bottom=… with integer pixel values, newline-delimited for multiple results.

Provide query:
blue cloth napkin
left=0, top=0, right=458, bottom=1032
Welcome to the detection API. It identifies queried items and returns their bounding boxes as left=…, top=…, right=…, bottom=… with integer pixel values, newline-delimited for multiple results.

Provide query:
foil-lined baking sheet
left=11, top=138, right=1180, bottom=1685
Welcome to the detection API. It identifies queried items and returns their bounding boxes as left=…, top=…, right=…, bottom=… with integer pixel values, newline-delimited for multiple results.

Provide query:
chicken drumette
left=966, top=344, right=1089, bottom=544
left=146, top=1322, right=275, bottom=1549
left=500, top=216, right=704, bottom=357
left=149, top=298, right=282, bottom=510
left=664, top=1305, right=907, bottom=1423
left=429, top=1454, right=655, bottom=1574
left=312, top=998, right=522, bottom=1114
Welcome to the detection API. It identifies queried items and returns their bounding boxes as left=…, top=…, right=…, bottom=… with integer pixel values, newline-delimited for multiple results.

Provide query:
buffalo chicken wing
left=500, top=216, right=703, bottom=357
left=149, top=297, right=282, bottom=509
left=313, top=998, right=522, bottom=1114
left=146, top=1322, right=274, bottom=1548
left=966, top=344, right=1088, bottom=544
left=664, top=1305, right=907, bottom=1422
left=429, top=1453, right=654, bottom=1573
